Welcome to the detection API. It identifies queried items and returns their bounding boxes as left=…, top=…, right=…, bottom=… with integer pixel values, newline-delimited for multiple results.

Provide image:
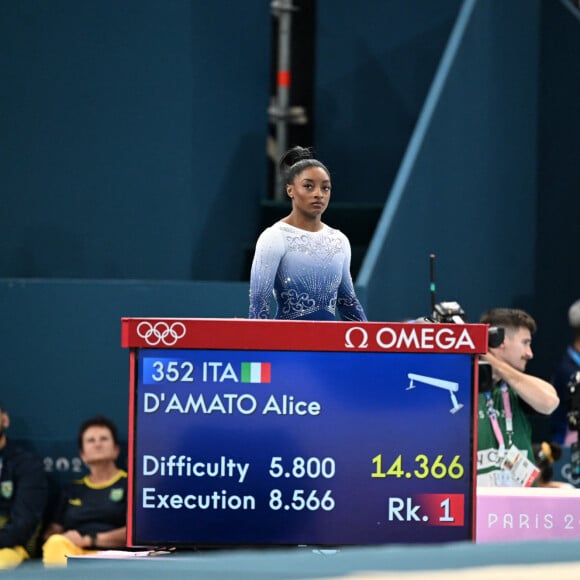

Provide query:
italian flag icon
left=241, top=362, right=271, bottom=383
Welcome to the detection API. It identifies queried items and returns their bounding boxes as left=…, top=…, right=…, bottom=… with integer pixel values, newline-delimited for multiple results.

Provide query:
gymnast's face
left=287, top=166, right=331, bottom=218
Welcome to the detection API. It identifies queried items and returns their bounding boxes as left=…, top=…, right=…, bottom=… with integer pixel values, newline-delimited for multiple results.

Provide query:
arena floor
left=4, top=539, right=580, bottom=579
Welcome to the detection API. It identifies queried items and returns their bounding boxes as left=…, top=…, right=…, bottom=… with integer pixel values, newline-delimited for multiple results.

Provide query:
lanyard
left=485, top=383, right=514, bottom=450
left=485, top=392, right=505, bottom=453
left=500, top=383, right=513, bottom=446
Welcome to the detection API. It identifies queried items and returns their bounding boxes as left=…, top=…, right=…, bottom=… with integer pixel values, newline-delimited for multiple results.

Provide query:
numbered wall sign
left=121, top=318, right=488, bottom=546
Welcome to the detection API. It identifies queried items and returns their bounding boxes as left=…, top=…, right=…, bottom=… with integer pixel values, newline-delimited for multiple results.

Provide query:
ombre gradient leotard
left=248, top=222, right=367, bottom=321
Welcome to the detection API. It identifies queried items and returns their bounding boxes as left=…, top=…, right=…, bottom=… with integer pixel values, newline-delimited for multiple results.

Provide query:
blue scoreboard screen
left=123, top=318, right=487, bottom=547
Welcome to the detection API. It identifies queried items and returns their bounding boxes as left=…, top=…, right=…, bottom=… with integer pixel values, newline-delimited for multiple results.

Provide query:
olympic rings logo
left=136, top=321, right=187, bottom=346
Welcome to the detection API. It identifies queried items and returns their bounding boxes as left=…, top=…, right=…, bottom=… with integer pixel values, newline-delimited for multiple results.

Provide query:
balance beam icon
left=406, top=373, right=463, bottom=414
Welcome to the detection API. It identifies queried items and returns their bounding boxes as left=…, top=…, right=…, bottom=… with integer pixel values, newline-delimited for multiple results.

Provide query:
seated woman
left=42, top=416, right=127, bottom=566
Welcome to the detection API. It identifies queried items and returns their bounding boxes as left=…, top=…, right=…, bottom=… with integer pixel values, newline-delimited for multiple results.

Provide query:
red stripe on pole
left=278, top=70, right=291, bottom=87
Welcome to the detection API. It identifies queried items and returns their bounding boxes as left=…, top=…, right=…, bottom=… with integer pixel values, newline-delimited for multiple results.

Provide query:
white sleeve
left=248, top=226, right=285, bottom=319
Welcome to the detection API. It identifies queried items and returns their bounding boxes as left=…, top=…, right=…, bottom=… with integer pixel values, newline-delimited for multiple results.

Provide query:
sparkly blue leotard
left=248, top=222, right=367, bottom=321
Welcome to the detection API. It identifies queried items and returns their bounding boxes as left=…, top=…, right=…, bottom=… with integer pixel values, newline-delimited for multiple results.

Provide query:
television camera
left=423, top=254, right=503, bottom=393
left=429, top=300, right=504, bottom=393
left=566, top=371, right=580, bottom=432
left=567, top=371, right=580, bottom=475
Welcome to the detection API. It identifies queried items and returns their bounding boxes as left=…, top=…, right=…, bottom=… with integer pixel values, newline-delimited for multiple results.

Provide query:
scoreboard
left=122, top=318, right=487, bottom=547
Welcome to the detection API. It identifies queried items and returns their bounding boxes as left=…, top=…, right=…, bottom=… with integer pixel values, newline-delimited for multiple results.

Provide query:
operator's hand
left=480, top=351, right=559, bottom=414
left=62, top=529, right=90, bottom=547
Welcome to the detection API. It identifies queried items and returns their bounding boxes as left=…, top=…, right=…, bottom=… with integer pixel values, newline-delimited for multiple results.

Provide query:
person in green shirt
left=477, top=308, right=559, bottom=487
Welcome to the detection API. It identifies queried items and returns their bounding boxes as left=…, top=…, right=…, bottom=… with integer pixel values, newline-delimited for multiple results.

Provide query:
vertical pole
left=429, top=253, right=437, bottom=316
left=272, top=0, right=294, bottom=199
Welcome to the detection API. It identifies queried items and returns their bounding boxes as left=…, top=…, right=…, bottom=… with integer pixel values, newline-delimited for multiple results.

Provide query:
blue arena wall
left=359, top=0, right=542, bottom=322
left=532, top=0, right=580, bottom=384
left=1, top=278, right=249, bottom=482
left=358, top=0, right=580, bottom=385
left=0, top=0, right=269, bottom=282
left=313, top=0, right=463, bottom=204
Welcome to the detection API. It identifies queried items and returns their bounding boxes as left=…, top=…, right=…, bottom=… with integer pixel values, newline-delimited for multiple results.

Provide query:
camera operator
left=477, top=308, right=559, bottom=487
left=550, top=298, right=580, bottom=445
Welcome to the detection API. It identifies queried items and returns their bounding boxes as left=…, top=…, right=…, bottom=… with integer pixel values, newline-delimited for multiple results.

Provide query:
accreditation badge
left=110, top=487, right=124, bottom=502
left=501, top=444, right=540, bottom=487
left=1, top=480, right=13, bottom=499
